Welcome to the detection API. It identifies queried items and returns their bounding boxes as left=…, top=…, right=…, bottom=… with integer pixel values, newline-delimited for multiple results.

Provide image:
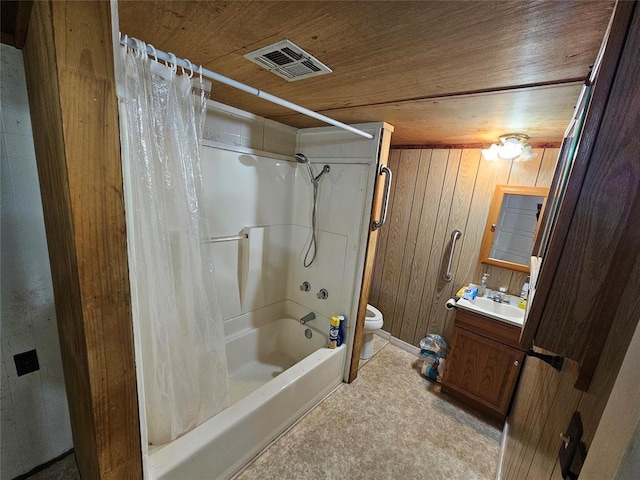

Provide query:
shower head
left=295, top=152, right=315, bottom=184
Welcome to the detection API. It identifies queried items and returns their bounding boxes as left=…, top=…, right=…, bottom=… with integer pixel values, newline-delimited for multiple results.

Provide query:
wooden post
left=22, top=1, right=142, bottom=478
left=348, top=126, right=393, bottom=382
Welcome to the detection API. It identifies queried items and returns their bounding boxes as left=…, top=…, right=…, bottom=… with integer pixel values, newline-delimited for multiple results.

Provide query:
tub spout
left=300, top=312, right=316, bottom=324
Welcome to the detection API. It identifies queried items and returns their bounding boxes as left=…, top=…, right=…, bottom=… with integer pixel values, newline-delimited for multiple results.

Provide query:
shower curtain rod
left=119, top=35, right=374, bottom=140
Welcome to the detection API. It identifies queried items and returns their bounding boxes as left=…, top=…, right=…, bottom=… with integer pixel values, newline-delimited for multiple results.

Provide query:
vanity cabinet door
left=443, top=325, right=524, bottom=419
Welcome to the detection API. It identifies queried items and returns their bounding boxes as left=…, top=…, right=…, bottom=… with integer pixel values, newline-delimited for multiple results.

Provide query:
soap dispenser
left=480, top=273, right=490, bottom=297
left=518, top=276, right=530, bottom=309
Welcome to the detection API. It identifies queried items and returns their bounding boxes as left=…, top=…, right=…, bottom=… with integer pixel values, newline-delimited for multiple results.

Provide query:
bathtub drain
left=305, top=328, right=313, bottom=339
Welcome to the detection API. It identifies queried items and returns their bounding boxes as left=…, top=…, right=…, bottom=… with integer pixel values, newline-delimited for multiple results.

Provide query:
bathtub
left=146, top=302, right=346, bottom=479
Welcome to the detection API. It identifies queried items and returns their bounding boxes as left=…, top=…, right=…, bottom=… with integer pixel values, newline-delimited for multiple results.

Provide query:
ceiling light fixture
left=481, top=134, right=538, bottom=162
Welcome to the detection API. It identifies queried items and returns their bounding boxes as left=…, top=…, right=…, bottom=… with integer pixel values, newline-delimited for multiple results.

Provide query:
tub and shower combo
left=122, top=97, right=393, bottom=479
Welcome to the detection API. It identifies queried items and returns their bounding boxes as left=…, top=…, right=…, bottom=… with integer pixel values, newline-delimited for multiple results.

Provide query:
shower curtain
left=118, top=43, right=230, bottom=444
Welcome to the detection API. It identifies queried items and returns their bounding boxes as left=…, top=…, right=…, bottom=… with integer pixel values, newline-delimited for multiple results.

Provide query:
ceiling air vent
left=244, top=40, right=332, bottom=82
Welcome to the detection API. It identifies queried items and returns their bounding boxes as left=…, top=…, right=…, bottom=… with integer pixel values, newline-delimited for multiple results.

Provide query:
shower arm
left=119, top=35, right=374, bottom=140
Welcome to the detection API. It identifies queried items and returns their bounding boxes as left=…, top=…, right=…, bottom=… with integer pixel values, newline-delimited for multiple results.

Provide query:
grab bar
left=205, top=234, right=248, bottom=244
left=372, top=165, right=392, bottom=231
left=444, top=230, right=462, bottom=281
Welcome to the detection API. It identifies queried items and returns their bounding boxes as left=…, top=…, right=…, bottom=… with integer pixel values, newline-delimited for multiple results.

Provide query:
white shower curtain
left=118, top=43, right=230, bottom=444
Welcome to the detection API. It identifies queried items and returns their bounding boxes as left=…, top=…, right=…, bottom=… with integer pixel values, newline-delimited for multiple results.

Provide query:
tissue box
left=462, top=285, right=478, bottom=300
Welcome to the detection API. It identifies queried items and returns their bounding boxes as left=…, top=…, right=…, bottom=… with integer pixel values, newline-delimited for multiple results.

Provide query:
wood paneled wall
left=501, top=254, right=640, bottom=479
left=368, top=147, right=558, bottom=346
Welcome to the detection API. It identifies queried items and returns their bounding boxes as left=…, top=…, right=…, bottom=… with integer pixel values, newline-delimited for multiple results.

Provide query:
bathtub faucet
left=299, top=312, right=316, bottom=325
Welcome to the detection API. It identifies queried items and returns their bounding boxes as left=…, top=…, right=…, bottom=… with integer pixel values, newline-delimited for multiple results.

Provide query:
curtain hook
left=140, top=41, right=148, bottom=62
left=168, top=52, right=178, bottom=73
left=148, top=44, right=158, bottom=63
left=184, top=59, right=194, bottom=78
left=134, top=38, right=144, bottom=60
left=131, top=36, right=140, bottom=57
left=122, top=34, right=128, bottom=53
left=198, top=64, right=203, bottom=82
left=131, top=38, right=138, bottom=57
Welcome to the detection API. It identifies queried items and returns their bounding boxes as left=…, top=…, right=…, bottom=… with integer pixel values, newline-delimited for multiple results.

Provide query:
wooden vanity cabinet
left=442, top=309, right=524, bottom=420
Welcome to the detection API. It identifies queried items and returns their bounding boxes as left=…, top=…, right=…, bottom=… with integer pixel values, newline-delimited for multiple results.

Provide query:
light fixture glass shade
left=498, top=138, right=523, bottom=159
left=515, top=145, right=538, bottom=162
left=482, top=133, right=538, bottom=162
left=481, top=143, right=500, bottom=161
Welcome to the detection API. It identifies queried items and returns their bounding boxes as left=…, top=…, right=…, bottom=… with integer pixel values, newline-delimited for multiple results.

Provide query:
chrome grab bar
left=372, top=165, right=392, bottom=231
left=205, top=234, right=248, bottom=244
left=444, top=230, right=462, bottom=281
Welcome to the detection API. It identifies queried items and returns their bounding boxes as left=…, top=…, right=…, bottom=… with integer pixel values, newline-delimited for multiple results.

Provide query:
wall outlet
left=13, top=349, right=40, bottom=376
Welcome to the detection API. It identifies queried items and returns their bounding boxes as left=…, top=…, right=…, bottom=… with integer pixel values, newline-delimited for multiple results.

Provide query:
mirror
left=479, top=185, right=549, bottom=273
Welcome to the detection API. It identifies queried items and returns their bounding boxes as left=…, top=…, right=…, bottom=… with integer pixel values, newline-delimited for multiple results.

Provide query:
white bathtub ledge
left=148, top=344, right=346, bottom=480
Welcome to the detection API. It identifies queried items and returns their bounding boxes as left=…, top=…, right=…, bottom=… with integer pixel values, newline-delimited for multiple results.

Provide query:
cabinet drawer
left=455, top=308, right=522, bottom=348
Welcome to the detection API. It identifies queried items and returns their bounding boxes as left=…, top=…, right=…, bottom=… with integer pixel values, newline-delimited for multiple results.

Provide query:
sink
left=456, top=295, right=525, bottom=326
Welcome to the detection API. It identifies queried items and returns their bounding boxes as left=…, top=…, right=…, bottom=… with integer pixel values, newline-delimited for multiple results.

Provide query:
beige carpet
left=235, top=337, right=502, bottom=480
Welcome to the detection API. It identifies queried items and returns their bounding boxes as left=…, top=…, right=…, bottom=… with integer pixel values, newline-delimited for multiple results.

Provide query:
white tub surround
left=128, top=101, right=392, bottom=479
left=147, top=302, right=345, bottom=480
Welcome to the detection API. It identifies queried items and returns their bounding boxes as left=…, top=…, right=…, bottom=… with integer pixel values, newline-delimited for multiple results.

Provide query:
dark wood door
left=444, top=326, right=524, bottom=418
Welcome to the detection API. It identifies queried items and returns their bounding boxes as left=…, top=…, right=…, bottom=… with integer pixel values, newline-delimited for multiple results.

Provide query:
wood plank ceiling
left=118, top=0, right=614, bottom=146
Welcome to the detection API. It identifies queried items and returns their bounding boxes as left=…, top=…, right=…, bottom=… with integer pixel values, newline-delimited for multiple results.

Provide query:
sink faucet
left=488, top=287, right=510, bottom=304
left=480, top=273, right=490, bottom=297
left=299, top=312, right=316, bottom=324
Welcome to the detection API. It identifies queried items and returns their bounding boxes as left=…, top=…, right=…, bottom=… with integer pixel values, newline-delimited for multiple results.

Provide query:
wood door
left=520, top=1, right=639, bottom=387
left=443, top=326, right=524, bottom=418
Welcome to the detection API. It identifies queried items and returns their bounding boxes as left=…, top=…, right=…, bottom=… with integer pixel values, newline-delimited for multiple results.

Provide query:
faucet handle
left=482, top=273, right=490, bottom=281
left=499, top=286, right=508, bottom=293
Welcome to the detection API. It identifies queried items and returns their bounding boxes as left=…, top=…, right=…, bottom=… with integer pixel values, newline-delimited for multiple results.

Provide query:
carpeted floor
left=234, top=336, right=502, bottom=480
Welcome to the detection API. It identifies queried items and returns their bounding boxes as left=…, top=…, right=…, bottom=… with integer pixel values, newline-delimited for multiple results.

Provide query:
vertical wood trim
left=349, top=126, right=393, bottom=382
left=23, top=1, right=142, bottom=478
left=368, top=149, right=400, bottom=307
left=23, top=2, right=98, bottom=476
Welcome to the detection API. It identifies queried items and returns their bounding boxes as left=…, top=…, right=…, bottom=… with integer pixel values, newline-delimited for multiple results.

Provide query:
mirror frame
left=479, top=185, right=549, bottom=273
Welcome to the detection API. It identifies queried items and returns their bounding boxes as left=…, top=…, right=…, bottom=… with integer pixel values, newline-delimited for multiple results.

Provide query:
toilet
left=361, top=304, right=384, bottom=359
